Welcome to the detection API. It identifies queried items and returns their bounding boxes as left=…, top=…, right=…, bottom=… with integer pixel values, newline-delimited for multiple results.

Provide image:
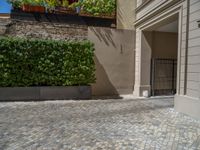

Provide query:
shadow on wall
left=88, top=27, right=135, bottom=97
left=93, top=55, right=120, bottom=98
left=89, top=27, right=117, bottom=48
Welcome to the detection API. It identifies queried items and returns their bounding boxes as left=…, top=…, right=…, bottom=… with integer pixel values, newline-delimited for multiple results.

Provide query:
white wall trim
left=138, top=4, right=182, bottom=30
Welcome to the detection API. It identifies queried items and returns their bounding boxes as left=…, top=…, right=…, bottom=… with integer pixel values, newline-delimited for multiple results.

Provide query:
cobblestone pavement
left=0, top=98, right=200, bottom=150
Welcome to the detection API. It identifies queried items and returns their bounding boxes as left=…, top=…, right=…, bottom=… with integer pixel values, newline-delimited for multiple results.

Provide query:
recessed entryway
left=142, top=14, right=179, bottom=96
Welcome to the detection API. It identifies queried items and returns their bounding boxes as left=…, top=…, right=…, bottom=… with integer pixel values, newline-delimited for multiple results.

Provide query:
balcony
left=8, top=0, right=116, bottom=27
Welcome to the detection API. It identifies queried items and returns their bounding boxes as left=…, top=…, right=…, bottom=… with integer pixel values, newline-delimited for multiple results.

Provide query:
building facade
left=0, top=0, right=200, bottom=119
left=134, top=0, right=200, bottom=119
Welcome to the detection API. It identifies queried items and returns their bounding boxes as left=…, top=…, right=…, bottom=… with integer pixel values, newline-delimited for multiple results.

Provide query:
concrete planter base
left=0, top=86, right=91, bottom=101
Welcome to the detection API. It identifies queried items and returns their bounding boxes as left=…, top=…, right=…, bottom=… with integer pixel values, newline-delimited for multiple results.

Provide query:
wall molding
left=135, top=0, right=153, bottom=13
left=135, top=0, right=183, bottom=27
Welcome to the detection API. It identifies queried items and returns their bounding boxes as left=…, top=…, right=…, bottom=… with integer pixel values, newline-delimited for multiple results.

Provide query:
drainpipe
left=184, top=0, right=190, bottom=95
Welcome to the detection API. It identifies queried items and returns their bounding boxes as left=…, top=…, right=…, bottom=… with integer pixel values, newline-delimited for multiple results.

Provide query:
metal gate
left=151, top=59, right=177, bottom=96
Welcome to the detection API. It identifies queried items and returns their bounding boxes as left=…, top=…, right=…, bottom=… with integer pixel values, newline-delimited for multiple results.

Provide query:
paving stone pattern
left=0, top=98, right=200, bottom=150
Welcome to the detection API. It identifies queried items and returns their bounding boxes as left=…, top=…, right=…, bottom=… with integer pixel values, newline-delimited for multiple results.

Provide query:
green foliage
left=8, top=0, right=47, bottom=7
left=45, top=0, right=60, bottom=8
left=72, top=0, right=116, bottom=16
left=0, top=37, right=96, bottom=87
left=23, top=0, right=46, bottom=6
left=7, top=0, right=22, bottom=8
left=8, top=0, right=116, bottom=16
left=61, top=0, right=69, bottom=7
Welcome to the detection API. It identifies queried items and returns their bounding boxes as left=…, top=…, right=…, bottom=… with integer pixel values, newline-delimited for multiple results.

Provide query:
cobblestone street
left=0, top=98, right=200, bottom=150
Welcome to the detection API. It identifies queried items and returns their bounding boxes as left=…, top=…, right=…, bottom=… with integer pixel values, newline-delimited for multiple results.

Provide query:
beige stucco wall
left=117, top=0, right=136, bottom=30
left=88, top=27, right=135, bottom=96
left=152, top=31, right=178, bottom=59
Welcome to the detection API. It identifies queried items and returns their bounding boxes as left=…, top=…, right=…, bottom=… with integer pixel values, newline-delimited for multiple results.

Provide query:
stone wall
left=0, top=18, right=11, bottom=35
left=4, top=19, right=88, bottom=41
left=2, top=10, right=115, bottom=41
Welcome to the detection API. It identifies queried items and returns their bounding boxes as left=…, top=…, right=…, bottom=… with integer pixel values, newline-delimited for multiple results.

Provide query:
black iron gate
left=151, top=59, right=177, bottom=96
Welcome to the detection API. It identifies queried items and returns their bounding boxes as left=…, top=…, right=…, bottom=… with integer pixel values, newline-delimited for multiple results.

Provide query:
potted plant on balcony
left=7, top=0, right=22, bottom=10
left=54, top=0, right=77, bottom=14
left=72, top=0, right=116, bottom=19
left=45, top=0, right=58, bottom=13
left=21, top=0, right=46, bottom=13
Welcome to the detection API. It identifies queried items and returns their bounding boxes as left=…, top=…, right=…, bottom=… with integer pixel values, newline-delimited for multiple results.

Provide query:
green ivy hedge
left=0, top=37, right=96, bottom=87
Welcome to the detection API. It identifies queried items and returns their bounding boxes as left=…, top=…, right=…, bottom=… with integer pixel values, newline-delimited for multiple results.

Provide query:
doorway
left=151, top=58, right=177, bottom=96
left=141, top=14, right=179, bottom=96
left=150, top=17, right=178, bottom=96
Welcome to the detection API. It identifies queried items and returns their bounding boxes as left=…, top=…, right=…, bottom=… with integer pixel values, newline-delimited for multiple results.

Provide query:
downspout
left=184, top=0, right=190, bottom=95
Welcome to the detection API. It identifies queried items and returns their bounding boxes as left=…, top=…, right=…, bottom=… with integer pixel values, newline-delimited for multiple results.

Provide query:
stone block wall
left=0, top=18, right=11, bottom=35
left=4, top=19, right=88, bottom=41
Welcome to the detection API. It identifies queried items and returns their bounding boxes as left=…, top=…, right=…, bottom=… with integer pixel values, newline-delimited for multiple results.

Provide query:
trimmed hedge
left=0, top=37, right=96, bottom=87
